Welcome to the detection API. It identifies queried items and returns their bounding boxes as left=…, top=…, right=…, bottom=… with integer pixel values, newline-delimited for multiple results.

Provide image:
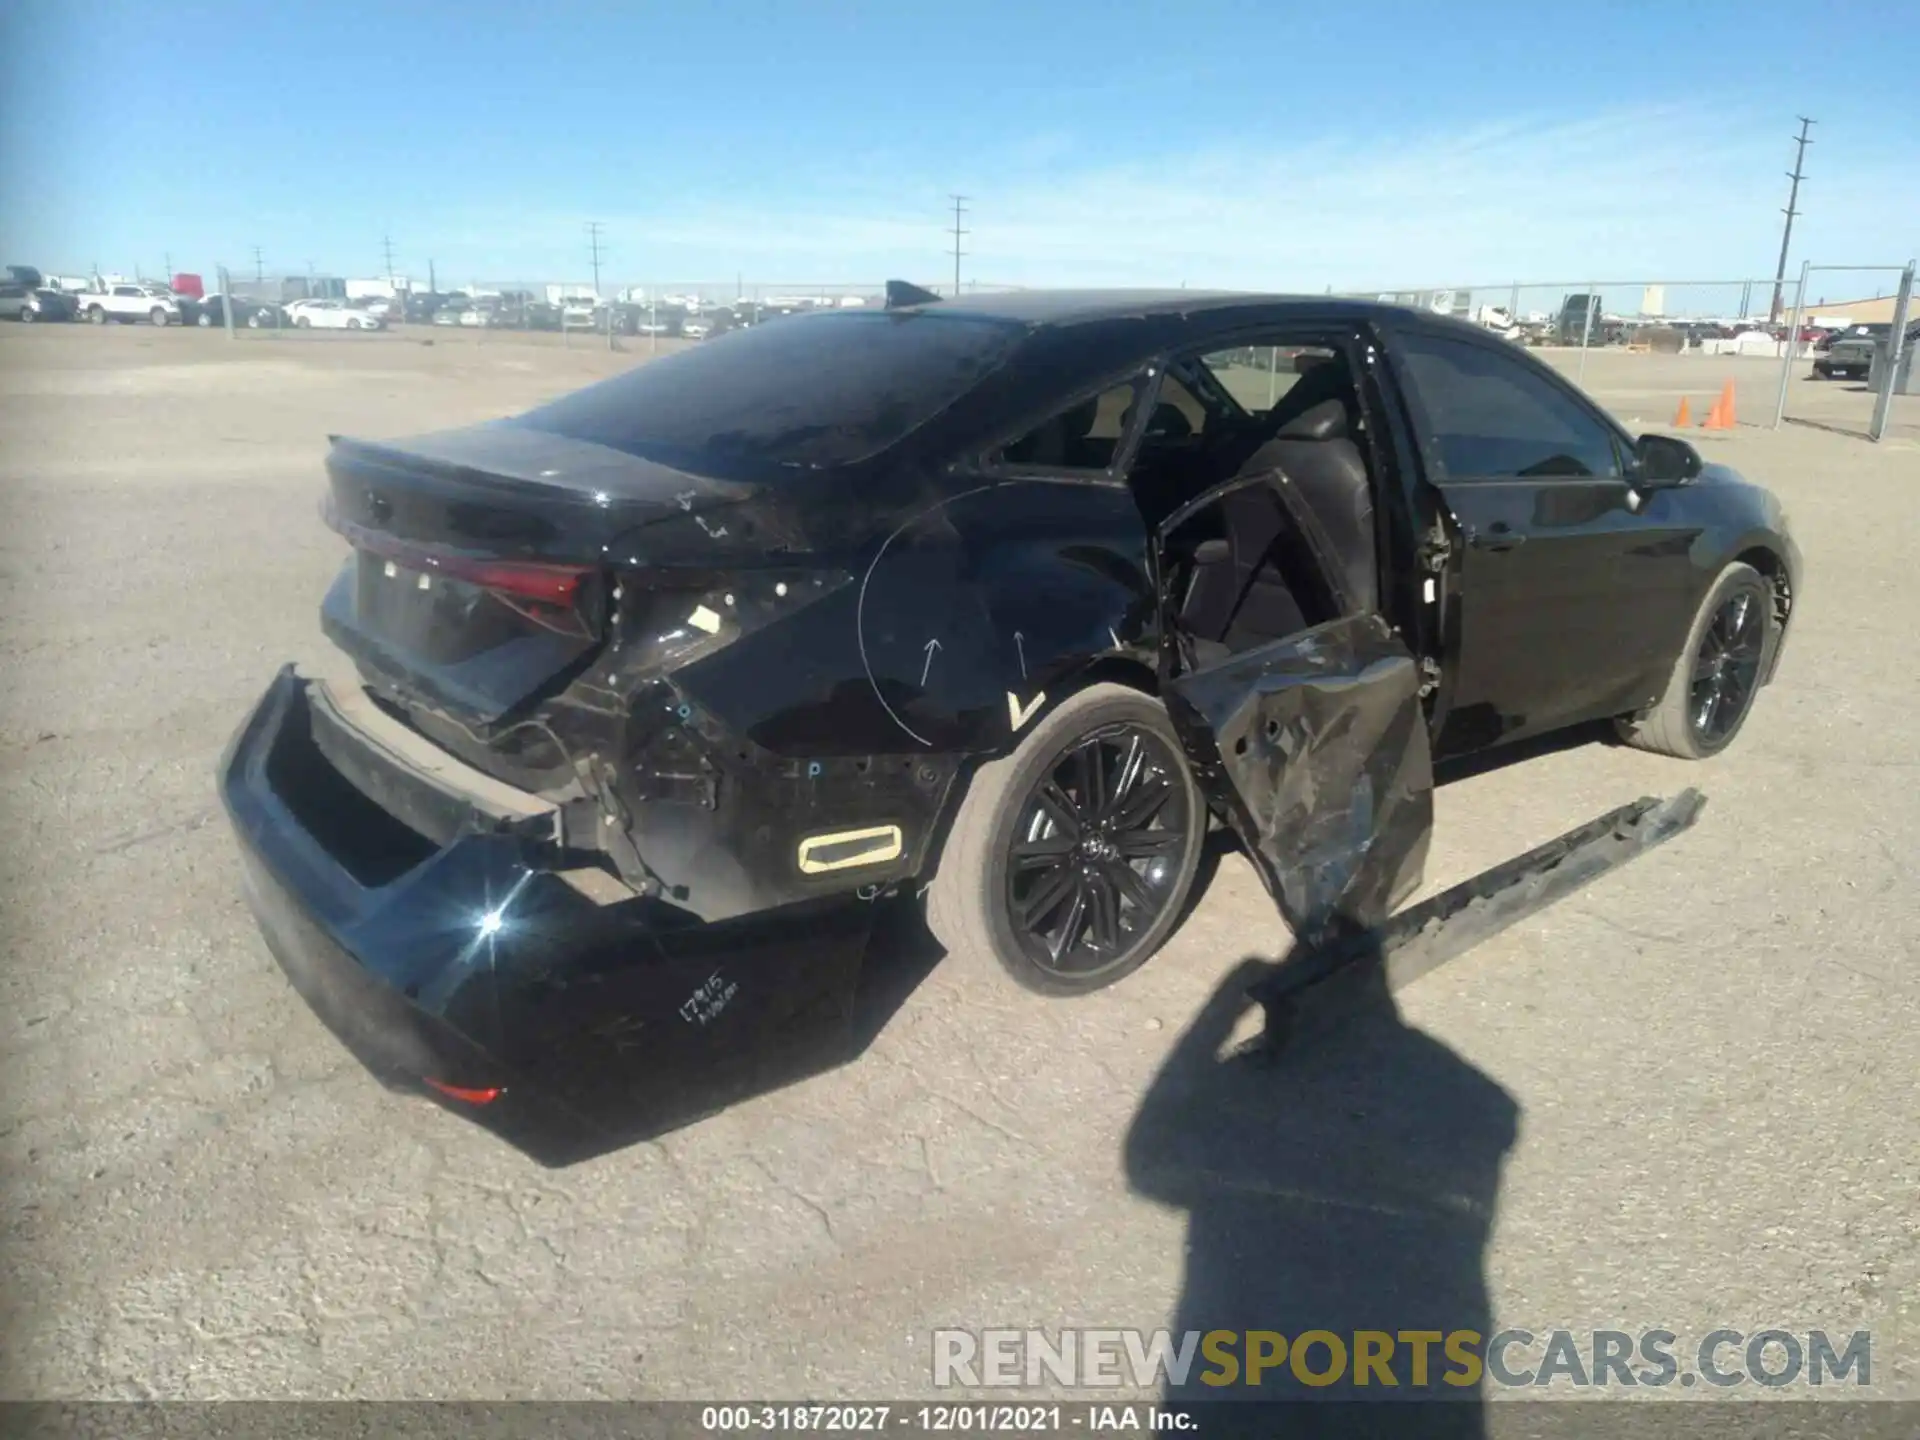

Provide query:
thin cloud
left=453, top=103, right=1919, bottom=289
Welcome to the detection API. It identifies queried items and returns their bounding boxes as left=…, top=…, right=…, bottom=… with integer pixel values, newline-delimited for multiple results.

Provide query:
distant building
left=1796, top=293, right=1907, bottom=326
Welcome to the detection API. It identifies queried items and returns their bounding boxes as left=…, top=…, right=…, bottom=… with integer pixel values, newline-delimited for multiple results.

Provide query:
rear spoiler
left=885, top=279, right=943, bottom=310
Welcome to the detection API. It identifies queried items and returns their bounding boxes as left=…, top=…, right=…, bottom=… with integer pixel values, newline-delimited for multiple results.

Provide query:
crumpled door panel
left=1166, top=612, right=1434, bottom=939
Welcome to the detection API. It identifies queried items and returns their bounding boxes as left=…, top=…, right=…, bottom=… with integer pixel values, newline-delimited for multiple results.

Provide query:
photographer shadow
left=1123, top=944, right=1519, bottom=1437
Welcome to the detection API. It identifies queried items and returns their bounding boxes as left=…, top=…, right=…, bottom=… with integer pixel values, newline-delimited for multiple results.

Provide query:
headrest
left=1274, top=396, right=1350, bottom=442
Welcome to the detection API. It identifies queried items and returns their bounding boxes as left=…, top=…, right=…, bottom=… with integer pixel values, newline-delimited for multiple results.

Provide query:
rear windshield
left=513, top=309, right=1023, bottom=472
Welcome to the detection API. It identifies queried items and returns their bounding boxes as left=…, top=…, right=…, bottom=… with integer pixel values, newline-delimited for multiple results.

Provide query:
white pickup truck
left=78, top=281, right=181, bottom=326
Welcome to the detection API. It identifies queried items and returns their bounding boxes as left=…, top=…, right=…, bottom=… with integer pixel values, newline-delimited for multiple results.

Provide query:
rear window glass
left=514, top=310, right=1023, bottom=472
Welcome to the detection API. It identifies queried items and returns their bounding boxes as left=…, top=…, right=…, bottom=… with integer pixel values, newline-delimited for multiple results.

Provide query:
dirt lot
left=1, top=323, right=1916, bottom=1401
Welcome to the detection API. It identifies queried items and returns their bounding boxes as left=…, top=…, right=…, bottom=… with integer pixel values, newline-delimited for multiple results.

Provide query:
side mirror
left=1634, top=433, right=1703, bottom=487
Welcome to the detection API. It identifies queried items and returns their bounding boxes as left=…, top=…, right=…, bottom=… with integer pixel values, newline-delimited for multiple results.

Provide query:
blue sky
left=3, top=0, right=1915, bottom=294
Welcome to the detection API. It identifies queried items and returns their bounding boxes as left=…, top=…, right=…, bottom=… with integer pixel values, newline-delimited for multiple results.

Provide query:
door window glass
left=1197, top=345, right=1341, bottom=416
left=996, top=379, right=1142, bottom=471
left=1397, top=332, right=1622, bottom=478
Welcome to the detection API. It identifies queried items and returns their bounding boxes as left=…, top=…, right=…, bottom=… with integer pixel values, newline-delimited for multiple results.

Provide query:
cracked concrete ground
left=1, top=326, right=1915, bottom=1400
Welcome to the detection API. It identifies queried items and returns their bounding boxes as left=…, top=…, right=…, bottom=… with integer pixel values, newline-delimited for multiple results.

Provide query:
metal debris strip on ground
left=1252, top=790, right=1708, bottom=1047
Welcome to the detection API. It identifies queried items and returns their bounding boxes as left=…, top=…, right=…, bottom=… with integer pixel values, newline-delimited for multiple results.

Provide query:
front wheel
left=18, top=306, right=34, bottom=324
left=150, top=307, right=169, bottom=326
left=347, top=317, right=363, bottom=330
left=87, top=305, right=107, bottom=325
left=197, top=312, right=212, bottom=327
left=295, top=316, right=310, bottom=328
left=1617, top=561, right=1777, bottom=760
left=925, top=683, right=1206, bottom=995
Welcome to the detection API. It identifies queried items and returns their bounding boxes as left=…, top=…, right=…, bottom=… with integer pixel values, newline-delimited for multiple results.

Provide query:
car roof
left=892, top=288, right=1402, bottom=327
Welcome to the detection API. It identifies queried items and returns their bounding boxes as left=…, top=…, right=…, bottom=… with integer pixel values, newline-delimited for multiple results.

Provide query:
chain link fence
left=1339, top=272, right=1917, bottom=442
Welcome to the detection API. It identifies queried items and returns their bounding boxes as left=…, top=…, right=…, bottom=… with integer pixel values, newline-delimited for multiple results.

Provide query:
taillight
left=424, top=1077, right=503, bottom=1105
left=326, top=504, right=595, bottom=635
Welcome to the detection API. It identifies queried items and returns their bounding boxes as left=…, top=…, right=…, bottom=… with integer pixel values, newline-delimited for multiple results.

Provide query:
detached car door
left=1155, top=472, right=1434, bottom=941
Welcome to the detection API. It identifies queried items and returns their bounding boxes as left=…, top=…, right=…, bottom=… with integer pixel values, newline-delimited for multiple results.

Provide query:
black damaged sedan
left=220, top=287, right=1800, bottom=1163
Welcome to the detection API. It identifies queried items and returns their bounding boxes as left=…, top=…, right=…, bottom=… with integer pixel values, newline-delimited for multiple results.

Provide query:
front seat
left=1236, top=395, right=1378, bottom=613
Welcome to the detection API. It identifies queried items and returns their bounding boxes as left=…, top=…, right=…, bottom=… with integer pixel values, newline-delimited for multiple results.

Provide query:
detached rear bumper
left=217, top=666, right=874, bottom=1165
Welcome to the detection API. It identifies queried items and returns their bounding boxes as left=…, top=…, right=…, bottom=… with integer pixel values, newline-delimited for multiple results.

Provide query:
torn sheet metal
left=1167, top=611, right=1434, bottom=940
left=1251, top=788, right=1707, bottom=1046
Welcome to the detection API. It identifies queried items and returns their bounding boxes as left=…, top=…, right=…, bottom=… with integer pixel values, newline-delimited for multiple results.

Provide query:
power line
left=949, top=195, right=968, bottom=297
left=586, top=221, right=605, bottom=295
left=1769, top=116, right=1814, bottom=324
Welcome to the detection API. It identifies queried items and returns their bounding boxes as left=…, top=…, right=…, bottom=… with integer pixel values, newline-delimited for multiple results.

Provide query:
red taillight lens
left=325, top=503, right=594, bottom=632
left=424, top=1077, right=503, bottom=1105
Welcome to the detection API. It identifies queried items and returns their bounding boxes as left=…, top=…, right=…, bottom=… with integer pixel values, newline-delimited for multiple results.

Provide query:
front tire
left=197, top=312, right=212, bottom=327
left=150, top=307, right=169, bottom=326
left=18, top=307, right=34, bottom=324
left=87, top=305, right=106, bottom=325
left=1617, top=562, right=1777, bottom=760
left=925, top=683, right=1206, bottom=995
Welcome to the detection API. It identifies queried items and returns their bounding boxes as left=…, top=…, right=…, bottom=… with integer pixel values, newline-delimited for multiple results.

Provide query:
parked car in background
left=1815, top=322, right=1914, bottom=381
left=286, top=299, right=385, bottom=331
left=195, top=293, right=276, bottom=328
left=0, top=283, right=75, bottom=322
left=79, top=282, right=180, bottom=326
left=401, top=292, right=443, bottom=323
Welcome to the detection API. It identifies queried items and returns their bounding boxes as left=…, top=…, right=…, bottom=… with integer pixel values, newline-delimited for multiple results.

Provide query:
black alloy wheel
left=1617, top=560, right=1776, bottom=760
left=1690, top=589, right=1766, bottom=744
left=1000, top=722, right=1192, bottom=980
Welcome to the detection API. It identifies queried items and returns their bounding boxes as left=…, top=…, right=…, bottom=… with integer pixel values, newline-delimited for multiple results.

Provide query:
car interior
left=998, top=344, right=1381, bottom=670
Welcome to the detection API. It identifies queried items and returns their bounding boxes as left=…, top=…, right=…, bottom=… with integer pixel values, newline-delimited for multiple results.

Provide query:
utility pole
left=586, top=221, right=604, bottom=296
left=428, top=258, right=437, bottom=294
left=1769, top=116, right=1815, bottom=324
left=949, top=195, right=968, bottom=297
left=252, top=246, right=264, bottom=281
left=164, top=251, right=173, bottom=283
left=382, top=233, right=397, bottom=286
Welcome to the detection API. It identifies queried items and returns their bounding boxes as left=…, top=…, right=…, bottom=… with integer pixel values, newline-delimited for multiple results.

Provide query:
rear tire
left=295, top=316, right=311, bottom=328
left=197, top=312, right=212, bottom=327
left=150, top=307, right=169, bottom=326
left=925, top=683, right=1206, bottom=996
left=1617, top=561, right=1777, bottom=760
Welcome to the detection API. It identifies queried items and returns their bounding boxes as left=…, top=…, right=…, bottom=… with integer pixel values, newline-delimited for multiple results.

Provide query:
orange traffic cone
left=1702, top=380, right=1735, bottom=430
left=1673, top=396, right=1692, bottom=427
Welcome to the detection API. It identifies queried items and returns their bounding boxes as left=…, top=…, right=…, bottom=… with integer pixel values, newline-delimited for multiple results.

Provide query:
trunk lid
left=319, top=425, right=762, bottom=726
